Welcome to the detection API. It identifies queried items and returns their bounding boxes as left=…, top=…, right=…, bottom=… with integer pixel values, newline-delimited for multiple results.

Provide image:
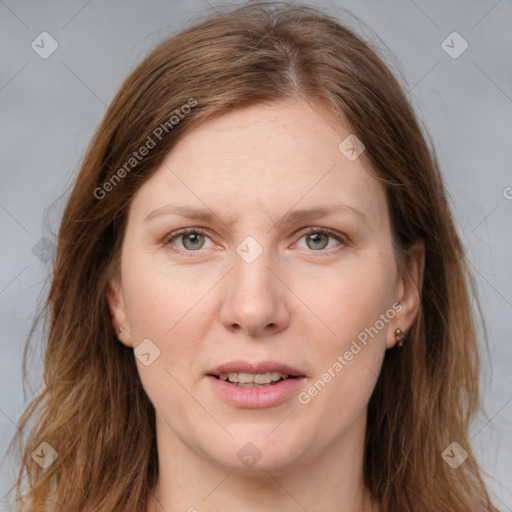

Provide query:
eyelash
left=162, top=227, right=347, bottom=257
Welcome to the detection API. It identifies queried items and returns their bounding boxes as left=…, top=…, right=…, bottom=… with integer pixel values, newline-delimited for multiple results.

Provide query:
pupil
left=308, top=232, right=328, bottom=250
left=184, top=233, right=204, bottom=250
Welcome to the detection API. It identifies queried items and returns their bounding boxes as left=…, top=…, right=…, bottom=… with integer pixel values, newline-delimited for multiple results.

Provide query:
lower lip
left=206, top=376, right=306, bottom=408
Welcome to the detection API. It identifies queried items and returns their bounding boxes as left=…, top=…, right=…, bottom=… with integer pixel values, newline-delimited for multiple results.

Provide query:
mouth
left=205, top=362, right=307, bottom=408
left=207, top=360, right=305, bottom=383
left=209, top=372, right=300, bottom=388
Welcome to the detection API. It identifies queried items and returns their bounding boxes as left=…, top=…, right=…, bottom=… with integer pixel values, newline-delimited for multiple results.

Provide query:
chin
left=202, top=427, right=306, bottom=474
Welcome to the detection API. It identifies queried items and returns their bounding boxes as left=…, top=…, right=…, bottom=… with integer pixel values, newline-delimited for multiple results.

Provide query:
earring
left=117, top=327, right=123, bottom=335
left=395, top=328, right=404, bottom=348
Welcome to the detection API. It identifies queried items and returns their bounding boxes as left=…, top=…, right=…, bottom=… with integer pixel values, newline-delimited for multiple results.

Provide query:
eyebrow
left=143, top=203, right=368, bottom=227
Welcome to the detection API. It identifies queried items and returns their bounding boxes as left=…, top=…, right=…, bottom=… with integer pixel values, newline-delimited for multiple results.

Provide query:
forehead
left=129, top=100, right=387, bottom=227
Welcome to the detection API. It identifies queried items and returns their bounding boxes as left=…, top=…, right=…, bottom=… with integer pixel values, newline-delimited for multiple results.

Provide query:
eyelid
left=163, top=226, right=348, bottom=255
left=162, top=227, right=209, bottom=245
left=295, top=226, right=346, bottom=241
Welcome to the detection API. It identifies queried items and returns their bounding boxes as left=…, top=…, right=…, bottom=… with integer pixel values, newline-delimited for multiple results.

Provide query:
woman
left=10, top=2, right=499, bottom=511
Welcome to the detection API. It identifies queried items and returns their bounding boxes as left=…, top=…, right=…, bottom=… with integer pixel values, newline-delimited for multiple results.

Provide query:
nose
left=219, top=248, right=291, bottom=337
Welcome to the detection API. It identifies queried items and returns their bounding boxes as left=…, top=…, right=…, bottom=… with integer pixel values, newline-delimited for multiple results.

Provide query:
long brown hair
left=7, top=2, right=498, bottom=511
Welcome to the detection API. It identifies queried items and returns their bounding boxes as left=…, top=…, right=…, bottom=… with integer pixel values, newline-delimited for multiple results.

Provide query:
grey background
left=1, top=0, right=511, bottom=509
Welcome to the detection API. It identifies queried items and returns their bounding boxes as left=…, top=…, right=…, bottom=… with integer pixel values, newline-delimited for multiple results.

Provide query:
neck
left=149, top=412, right=379, bottom=512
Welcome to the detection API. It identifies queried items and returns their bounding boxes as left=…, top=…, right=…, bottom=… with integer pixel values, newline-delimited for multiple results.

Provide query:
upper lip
left=207, top=360, right=306, bottom=377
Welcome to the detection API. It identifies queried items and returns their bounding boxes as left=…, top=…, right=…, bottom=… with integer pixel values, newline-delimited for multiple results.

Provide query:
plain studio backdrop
left=0, top=0, right=511, bottom=509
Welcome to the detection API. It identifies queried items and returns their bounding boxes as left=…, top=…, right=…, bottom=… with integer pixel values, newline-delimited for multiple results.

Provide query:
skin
left=107, top=99, right=424, bottom=512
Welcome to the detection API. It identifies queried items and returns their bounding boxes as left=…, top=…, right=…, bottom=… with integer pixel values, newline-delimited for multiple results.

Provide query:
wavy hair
left=7, top=2, right=498, bottom=511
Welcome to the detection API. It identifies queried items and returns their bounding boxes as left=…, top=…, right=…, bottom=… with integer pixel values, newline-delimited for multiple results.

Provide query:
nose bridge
left=219, top=236, right=289, bottom=334
left=231, top=238, right=277, bottom=306
left=233, top=246, right=273, bottom=292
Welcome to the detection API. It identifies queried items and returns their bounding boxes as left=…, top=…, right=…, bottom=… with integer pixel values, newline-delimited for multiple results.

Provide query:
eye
left=295, top=227, right=346, bottom=253
left=163, top=227, right=346, bottom=256
left=163, top=228, right=212, bottom=253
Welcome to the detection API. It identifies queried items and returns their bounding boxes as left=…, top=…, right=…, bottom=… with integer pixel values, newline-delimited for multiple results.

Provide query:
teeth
left=218, top=372, right=290, bottom=384
left=254, top=373, right=272, bottom=384
left=239, top=372, right=256, bottom=384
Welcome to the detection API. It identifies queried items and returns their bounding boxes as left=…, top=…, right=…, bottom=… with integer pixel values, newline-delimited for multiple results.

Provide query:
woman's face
left=108, top=100, right=422, bottom=474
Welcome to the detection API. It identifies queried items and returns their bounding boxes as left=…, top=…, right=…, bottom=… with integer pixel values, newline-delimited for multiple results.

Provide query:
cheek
left=120, top=256, right=207, bottom=410
left=120, top=244, right=197, bottom=337
left=118, top=245, right=206, bottom=391
left=298, top=252, right=397, bottom=346
left=295, top=252, right=396, bottom=415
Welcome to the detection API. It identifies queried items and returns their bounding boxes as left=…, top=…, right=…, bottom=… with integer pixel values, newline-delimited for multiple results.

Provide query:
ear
left=387, top=240, right=425, bottom=349
left=106, top=275, right=133, bottom=348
